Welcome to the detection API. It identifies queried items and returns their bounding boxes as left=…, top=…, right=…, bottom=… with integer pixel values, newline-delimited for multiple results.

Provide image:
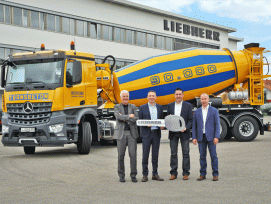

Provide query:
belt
left=151, top=129, right=159, bottom=132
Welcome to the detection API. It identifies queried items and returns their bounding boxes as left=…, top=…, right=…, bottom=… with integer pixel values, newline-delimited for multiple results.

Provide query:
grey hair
left=120, top=90, right=129, bottom=97
left=200, top=93, right=209, bottom=99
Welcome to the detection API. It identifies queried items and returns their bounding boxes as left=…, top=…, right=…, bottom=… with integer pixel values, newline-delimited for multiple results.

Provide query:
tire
left=232, top=116, right=259, bottom=142
left=77, top=122, right=92, bottom=154
left=24, top=146, right=35, bottom=154
left=219, top=118, right=227, bottom=142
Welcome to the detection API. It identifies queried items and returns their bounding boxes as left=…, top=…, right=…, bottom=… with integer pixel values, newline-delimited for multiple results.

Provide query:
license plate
left=21, top=128, right=35, bottom=132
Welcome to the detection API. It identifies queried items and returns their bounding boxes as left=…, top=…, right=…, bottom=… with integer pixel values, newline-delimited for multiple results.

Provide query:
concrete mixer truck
left=1, top=42, right=270, bottom=154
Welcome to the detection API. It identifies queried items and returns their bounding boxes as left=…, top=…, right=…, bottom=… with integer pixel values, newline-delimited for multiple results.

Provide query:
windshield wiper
left=7, top=82, right=28, bottom=90
left=26, top=81, right=46, bottom=85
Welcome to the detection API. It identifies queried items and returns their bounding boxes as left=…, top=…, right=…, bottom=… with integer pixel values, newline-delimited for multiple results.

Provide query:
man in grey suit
left=114, top=90, right=139, bottom=183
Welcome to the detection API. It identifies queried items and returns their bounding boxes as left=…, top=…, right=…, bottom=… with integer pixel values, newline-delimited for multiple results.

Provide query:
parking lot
left=0, top=129, right=270, bottom=204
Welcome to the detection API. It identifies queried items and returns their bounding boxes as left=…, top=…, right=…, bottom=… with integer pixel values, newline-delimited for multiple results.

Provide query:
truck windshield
left=6, top=59, right=63, bottom=85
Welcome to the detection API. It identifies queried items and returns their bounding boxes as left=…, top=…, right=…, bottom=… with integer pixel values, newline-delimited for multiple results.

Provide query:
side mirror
left=1, top=60, right=7, bottom=88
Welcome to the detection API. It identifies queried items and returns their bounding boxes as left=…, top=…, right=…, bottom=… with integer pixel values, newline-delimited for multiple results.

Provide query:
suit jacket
left=192, top=106, right=220, bottom=142
left=138, top=103, right=163, bottom=138
left=167, top=101, right=193, bottom=140
left=113, top=103, right=139, bottom=140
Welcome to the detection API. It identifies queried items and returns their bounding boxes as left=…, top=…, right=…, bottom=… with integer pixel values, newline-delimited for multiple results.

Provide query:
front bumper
left=1, top=111, right=78, bottom=147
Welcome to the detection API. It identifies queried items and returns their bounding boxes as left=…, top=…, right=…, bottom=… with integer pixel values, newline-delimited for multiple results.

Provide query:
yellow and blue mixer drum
left=114, top=48, right=249, bottom=107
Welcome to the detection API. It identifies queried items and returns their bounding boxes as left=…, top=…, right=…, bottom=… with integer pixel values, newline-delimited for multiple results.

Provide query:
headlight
left=2, top=125, right=9, bottom=134
left=49, top=124, right=63, bottom=133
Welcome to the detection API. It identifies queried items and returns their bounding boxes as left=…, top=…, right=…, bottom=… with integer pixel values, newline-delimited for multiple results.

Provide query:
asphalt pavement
left=0, top=130, right=271, bottom=203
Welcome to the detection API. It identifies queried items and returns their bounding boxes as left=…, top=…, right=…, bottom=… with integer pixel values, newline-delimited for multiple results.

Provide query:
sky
left=128, top=0, right=271, bottom=73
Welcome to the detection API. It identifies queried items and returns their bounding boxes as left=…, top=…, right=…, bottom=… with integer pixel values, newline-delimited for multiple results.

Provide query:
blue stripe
left=118, top=55, right=232, bottom=84
left=129, top=70, right=235, bottom=100
left=115, top=47, right=199, bottom=72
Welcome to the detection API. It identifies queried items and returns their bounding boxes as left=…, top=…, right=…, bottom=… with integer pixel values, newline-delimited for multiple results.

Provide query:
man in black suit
left=167, top=88, right=193, bottom=180
left=139, top=90, right=164, bottom=182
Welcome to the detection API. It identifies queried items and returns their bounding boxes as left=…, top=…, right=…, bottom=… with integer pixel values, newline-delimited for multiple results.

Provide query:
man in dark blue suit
left=139, top=90, right=164, bottom=182
left=192, top=93, right=220, bottom=181
left=167, top=88, right=193, bottom=180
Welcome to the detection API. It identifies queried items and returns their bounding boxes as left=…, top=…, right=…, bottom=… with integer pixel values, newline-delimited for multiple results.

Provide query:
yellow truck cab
left=1, top=42, right=107, bottom=154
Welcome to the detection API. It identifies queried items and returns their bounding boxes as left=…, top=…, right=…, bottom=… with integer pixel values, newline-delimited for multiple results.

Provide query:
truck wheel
left=219, top=118, right=227, bottom=142
left=24, top=146, right=35, bottom=154
left=233, top=116, right=259, bottom=142
left=77, top=122, right=92, bottom=154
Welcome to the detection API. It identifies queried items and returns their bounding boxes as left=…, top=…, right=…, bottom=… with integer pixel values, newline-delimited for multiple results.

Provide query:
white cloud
left=198, top=0, right=271, bottom=24
left=128, top=0, right=271, bottom=24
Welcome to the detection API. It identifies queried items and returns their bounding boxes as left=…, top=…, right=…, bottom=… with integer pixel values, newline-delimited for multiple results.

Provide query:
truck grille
left=7, top=102, right=52, bottom=125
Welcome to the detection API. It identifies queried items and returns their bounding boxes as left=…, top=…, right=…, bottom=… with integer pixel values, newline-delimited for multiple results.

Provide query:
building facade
left=0, top=0, right=243, bottom=103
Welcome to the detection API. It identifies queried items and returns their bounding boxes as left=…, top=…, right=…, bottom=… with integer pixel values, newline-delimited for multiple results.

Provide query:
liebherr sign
left=164, top=20, right=220, bottom=41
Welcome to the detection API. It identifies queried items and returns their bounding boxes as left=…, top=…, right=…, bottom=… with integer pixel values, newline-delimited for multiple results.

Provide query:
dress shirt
left=202, top=105, right=209, bottom=134
left=148, top=102, right=158, bottom=130
left=174, top=101, right=182, bottom=116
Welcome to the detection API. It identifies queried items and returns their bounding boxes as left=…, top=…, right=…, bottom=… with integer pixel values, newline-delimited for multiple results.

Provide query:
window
left=46, top=14, right=55, bottom=31
left=13, top=7, right=22, bottom=26
left=97, top=24, right=102, bottom=39
left=22, top=10, right=28, bottom=27
left=0, top=5, right=4, bottom=22
left=40, top=13, right=45, bottom=30
left=132, top=31, right=136, bottom=44
left=0, top=48, right=4, bottom=60
left=56, top=16, right=61, bottom=32
left=102, top=25, right=109, bottom=40
left=5, top=48, right=11, bottom=59
left=108, top=26, right=113, bottom=41
left=5, top=6, right=11, bottom=24
left=156, top=36, right=162, bottom=49
left=88, top=23, right=97, bottom=38
left=70, top=19, right=75, bottom=35
left=84, top=21, right=87, bottom=37
left=120, top=29, right=125, bottom=43
left=76, top=20, right=84, bottom=36
left=126, top=30, right=132, bottom=44
left=62, top=17, right=69, bottom=34
left=31, top=11, right=39, bottom=28
left=166, top=37, right=172, bottom=50
left=114, top=27, right=121, bottom=42
left=147, top=34, right=154, bottom=48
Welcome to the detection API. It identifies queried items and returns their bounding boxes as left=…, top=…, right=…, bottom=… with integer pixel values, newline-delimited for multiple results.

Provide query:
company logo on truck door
left=71, top=91, right=84, bottom=98
left=9, top=93, right=49, bottom=101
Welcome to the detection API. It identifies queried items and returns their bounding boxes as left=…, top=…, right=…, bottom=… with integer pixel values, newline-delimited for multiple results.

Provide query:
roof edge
left=102, top=0, right=237, bottom=33
left=228, top=36, right=244, bottom=42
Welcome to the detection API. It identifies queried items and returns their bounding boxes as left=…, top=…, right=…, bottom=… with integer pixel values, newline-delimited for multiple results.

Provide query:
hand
left=193, top=139, right=197, bottom=145
left=160, top=127, right=165, bottom=130
left=148, top=125, right=152, bottom=127
left=181, top=127, right=186, bottom=132
left=129, top=114, right=135, bottom=118
left=213, top=138, right=219, bottom=145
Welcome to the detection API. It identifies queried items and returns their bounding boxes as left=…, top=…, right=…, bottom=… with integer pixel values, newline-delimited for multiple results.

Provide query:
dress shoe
left=213, top=176, right=219, bottom=181
left=142, top=175, right=148, bottom=182
left=152, top=175, right=164, bottom=181
left=120, top=177, right=125, bottom=182
left=197, top=175, right=206, bottom=181
left=183, top=175, right=189, bottom=180
left=131, top=177, right=137, bottom=183
left=169, top=175, right=177, bottom=180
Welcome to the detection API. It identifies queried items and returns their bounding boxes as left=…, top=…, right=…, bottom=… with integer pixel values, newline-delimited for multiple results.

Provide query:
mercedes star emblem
left=23, top=102, right=33, bottom=114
